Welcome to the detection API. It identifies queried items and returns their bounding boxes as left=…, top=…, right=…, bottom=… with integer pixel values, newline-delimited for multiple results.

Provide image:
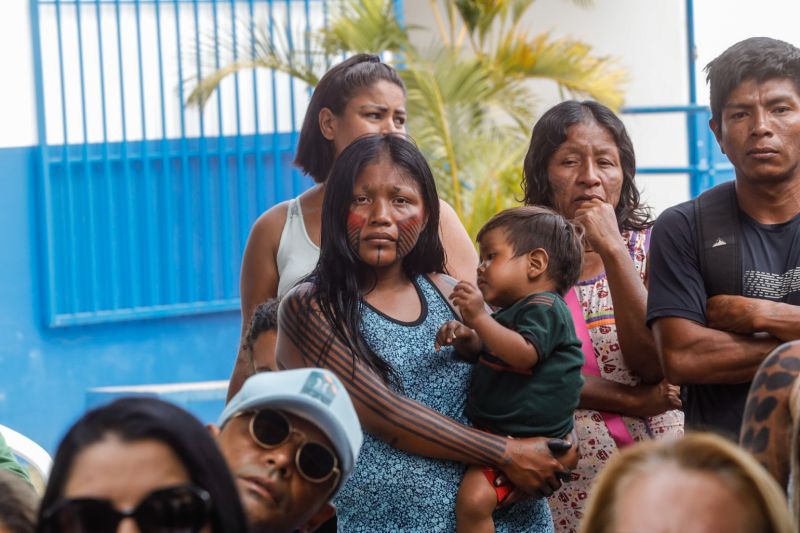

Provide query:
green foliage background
left=187, top=0, right=626, bottom=238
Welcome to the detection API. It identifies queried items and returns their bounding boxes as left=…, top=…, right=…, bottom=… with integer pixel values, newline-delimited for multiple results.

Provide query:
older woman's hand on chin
left=573, top=198, right=626, bottom=255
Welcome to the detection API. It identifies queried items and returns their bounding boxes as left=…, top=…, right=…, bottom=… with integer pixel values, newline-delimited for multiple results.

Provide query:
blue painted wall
left=0, top=144, right=241, bottom=452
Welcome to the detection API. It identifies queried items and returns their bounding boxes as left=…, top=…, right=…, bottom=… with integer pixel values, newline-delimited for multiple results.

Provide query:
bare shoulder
left=428, top=273, right=459, bottom=300
left=439, top=197, right=463, bottom=214
left=249, top=199, right=292, bottom=248
left=437, top=199, right=478, bottom=283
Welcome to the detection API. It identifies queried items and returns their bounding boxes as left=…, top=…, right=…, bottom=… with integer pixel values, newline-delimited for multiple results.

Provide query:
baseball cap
left=220, top=369, right=363, bottom=493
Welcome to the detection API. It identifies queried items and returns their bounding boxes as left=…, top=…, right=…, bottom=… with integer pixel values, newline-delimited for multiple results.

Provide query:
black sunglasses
left=41, top=484, right=210, bottom=533
left=236, top=409, right=340, bottom=484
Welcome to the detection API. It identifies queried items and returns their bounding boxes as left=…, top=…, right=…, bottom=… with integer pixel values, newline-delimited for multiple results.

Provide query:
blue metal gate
left=29, top=0, right=322, bottom=327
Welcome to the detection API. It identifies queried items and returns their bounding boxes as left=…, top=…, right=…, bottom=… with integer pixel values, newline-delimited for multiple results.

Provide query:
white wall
left=0, top=0, right=327, bottom=149
left=1, top=1, right=37, bottom=148
left=403, top=0, right=800, bottom=215
left=694, top=0, right=800, bottom=107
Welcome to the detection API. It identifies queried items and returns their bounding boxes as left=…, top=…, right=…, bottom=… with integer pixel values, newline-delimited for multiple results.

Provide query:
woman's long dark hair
left=38, top=397, right=248, bottom=533
left=311, top=134, right=445, bottom=389
left=522, top=100, right=653, bottom=231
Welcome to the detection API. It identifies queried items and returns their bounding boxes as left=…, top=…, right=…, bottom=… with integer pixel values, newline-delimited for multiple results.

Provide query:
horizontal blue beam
left=38, top=0, right=326, bottom=4
left=51, top=298, right=240, bottom=328
left=44, top=132, right=298, bottom=162
left=637, top=162, right=733, bottom=175
left=622, top=104, right=709, bottom=114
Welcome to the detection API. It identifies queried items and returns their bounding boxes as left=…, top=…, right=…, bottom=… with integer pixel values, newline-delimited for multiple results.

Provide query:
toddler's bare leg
left=456, top=465, right=498, bottom=533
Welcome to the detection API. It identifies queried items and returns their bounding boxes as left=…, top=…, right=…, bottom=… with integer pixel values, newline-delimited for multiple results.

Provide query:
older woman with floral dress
left=522, top=100, right=684, bottom=533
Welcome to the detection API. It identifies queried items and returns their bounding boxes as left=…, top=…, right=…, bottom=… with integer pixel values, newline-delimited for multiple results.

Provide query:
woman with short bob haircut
left=580, top=433, right=795, bottom=533
left=37, top=398, right=247, bottom=533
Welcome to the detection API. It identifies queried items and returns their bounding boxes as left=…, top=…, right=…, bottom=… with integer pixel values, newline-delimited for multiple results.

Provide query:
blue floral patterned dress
left=334, top=275, right=554, bottom=532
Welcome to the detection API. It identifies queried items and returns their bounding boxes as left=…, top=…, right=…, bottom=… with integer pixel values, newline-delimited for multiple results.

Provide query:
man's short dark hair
left=244, top=298, right=280, bottom=352
left=705, top=37, right=800, bottom=131
left=477, top=206, right=583, bottom=296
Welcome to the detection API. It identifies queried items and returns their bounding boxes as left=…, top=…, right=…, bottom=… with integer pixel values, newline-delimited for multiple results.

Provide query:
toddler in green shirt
left=435, top=206, right=585, bottom=533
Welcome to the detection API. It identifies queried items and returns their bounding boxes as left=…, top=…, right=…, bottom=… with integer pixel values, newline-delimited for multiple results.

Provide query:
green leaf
left=183, top=0, right=627, bottom=231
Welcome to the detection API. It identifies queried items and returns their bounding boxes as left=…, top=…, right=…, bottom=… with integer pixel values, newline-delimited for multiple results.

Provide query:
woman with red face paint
left=227, top=54, right=478, bottom=400
left=277, top=134, right=576, bottom=532
left=522, top=100, right=684, bottom=533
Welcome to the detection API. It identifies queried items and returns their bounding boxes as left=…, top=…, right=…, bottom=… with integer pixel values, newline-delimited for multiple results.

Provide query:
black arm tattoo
left=278, top=288, right=508, bottom=466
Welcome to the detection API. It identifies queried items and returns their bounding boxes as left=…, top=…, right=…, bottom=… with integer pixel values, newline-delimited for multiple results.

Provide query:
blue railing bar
left=622, top=104, right=709, bottom=114
left=115, top=0, right=141, bottom=308
left=213, top=0, right=233, bottom=297
left=228, top=0, right=247, bottom=294
left=174, top=0, right=196, bottom=303
left=44, top=132, right=297, bottom=163
left=637, top=162, right=732, bottom=175
left=686, top=0, right=698, bottom=106
left=40, top=0, right=327, bottom=4
left=285, top=0, right=300, bottom=196
left=155, top=0, right=179, bottom=305
left=30, top=0, right=59, bottom=324
left=193, top=0, right=215, bottom=301
left=247, top=0, right=266, bottom=222
left=75, top=0, right=102, bottom=312
left=51, top=299, right=241, bottom=328
left=229, top=0, right=246, bottom=224
left=134, top=0, right=160, bottom=305
left=95, top=0, right=121, bottom=310
left=637, top=166, right=694, bottom=174
left=304, top=0, right=311, bottom=99
left=54, top=0, right=79, bottom=313
left=322, top=0, right=329, bottom=70
left=269, top=0, right=282, bottom=203
left=685, top=0, right=702, bottom=199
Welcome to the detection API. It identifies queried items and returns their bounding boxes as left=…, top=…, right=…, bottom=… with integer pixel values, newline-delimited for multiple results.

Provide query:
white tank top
left=275, top=198, right=321, bottom=298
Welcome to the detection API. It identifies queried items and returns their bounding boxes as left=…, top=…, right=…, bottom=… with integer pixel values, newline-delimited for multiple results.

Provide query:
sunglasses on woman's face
left=236, top=409, right=340, bottom=484
left=41, top=484, right=210, bottom=533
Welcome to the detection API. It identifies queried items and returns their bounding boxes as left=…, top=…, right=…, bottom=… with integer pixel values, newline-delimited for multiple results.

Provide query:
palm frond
left=319, top=0, right=410, bottom=54
left=183, top=0, right=628, bottom=231
left=185, top=17, right=323, bottom=108
left=495, top=31, right=627, bottom=109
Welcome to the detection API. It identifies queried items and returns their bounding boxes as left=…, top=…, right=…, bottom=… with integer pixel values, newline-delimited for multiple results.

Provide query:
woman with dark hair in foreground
left=277, top=133, right=576, bottom=531
left=37, top=397, right=248, bottom=533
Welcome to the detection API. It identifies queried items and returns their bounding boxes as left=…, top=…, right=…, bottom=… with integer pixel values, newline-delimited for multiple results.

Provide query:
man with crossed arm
left=647, top=37, right=800, bottom=437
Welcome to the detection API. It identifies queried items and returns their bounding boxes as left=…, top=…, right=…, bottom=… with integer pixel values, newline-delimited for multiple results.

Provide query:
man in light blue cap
left=211, top=368, right=362, bottom=533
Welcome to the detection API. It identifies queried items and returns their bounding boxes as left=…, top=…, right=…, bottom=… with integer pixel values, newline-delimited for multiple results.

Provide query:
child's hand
left=449, top=281, right=488, bottom=327
left=435, top=320, right=478, bottom=353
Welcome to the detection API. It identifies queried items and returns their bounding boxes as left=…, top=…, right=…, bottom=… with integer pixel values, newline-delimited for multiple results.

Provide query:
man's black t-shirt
left=647, top=197, right=800, bottom=437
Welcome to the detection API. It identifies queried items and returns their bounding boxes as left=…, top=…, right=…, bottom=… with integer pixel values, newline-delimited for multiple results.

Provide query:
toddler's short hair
left=477, top=206, right=583, bottom=295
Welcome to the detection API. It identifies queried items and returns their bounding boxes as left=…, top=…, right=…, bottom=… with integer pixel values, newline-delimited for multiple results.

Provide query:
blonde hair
left=580, top=433, right=795, bottom=533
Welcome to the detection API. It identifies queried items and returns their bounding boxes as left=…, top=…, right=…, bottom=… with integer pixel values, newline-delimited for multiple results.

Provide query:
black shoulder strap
left=694, top=180, right=741, bottom=296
